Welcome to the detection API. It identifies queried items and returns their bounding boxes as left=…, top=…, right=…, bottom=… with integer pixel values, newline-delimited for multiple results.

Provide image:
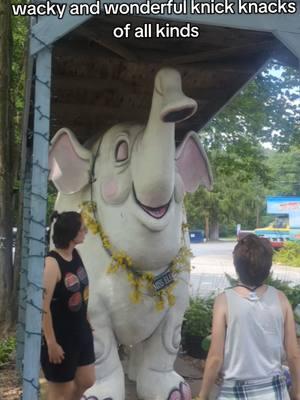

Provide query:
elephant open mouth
left=133, top=185, right=171, bottom=219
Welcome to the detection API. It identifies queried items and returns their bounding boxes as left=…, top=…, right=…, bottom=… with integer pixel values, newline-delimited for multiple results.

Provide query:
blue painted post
left=16, top=156, right=32, bottom=375
left=22, top=46, right=52, bottom=400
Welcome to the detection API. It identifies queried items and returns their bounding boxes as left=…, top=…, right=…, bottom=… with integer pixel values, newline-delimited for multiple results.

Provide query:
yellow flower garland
left=80, top=201, right=192, bottom=311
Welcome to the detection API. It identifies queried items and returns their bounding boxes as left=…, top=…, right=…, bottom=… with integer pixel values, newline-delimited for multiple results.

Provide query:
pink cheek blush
left=101, top=179, right=119, bottom=202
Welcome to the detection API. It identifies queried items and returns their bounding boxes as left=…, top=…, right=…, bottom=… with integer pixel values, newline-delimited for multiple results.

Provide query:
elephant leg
left=136, top=309, right=192, bottom=400
left=82, top=325, right=125, bottom=400
left=127, top=343, right=143, bottom=382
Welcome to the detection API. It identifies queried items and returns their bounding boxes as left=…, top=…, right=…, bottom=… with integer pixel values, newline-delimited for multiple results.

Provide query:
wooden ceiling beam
left=164, top=39, right=279, bottom=65
left=54, top=44, right=256, bottom=74
left=51, top=103, right=149, bottom=121
left=54, top=36, right=281, bottom=72
left=53, top=75, right=145, bottom=94
left=51, top=100, right=209, bottom=132
left=77, top=27, right=139, bottom=62
left=87, top=17, right=271, bottom=49
left=183, top=82, right=251, bottom=134
left=52, top=75, right=232, bottom=102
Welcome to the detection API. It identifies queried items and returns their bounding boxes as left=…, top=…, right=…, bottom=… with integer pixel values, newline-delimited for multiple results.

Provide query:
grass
left=0, top=336, right=16, bottom=366
left=274, top=241, right=300, bottom=268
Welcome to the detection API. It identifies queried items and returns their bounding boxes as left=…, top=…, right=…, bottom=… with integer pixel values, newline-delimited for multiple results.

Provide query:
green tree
left=266, top=147, right=300, bottom=197
left=0, top=0, right=13, bottom=330
left=185, top=139, right=271, bottom=239
left=187, top=61, right=300, bottom=239
left=9, top=12, right=28, bottom=327
left=0, top=6, right=28, bottom=330
left=203, top=62, right=300, bottom=151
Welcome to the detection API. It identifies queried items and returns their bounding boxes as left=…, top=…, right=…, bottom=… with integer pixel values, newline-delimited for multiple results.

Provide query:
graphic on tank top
left=77, top=266, right=89, bottom=285
left=64, top=273, right=80, bottom=292
left=49, top=250, right=89, bottom=314
left=68, top=291, right=82, bottom=312
left=63, top=263, right=89, bottom=312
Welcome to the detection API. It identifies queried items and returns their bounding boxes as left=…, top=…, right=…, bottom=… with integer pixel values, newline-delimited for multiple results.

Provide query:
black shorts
left=41, top=325, right=95, bottom=383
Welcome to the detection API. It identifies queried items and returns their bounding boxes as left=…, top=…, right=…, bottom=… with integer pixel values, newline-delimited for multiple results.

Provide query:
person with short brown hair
left=233, top=234, right=273, bottom=287
left=197, top=233, right=300, bottom=400
left=41, top=211, right=95, bottom=400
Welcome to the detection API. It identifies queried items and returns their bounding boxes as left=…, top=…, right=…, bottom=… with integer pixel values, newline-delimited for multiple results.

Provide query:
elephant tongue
left=133, top=185, right=170, bottom=219
left=141, top=204, right=169, bottom=219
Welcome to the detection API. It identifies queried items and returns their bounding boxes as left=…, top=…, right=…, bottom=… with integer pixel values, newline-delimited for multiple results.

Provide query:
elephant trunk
left=132, top=68, right=197, bottom=208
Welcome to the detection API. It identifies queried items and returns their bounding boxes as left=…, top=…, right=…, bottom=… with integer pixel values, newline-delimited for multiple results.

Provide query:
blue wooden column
left=16, top=154, right=32, bottom=375
left=22, top=46, right=52, bottom=400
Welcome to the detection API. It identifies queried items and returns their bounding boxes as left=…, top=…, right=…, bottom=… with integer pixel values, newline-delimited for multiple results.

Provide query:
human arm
left=279, top=291, right=300, bottom=400
left=197, top=293, right=227, bottom=400
left=42, top=256, right=65, bottom=364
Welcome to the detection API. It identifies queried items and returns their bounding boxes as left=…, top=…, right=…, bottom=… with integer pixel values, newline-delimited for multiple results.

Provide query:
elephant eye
left=115, top=140, right=129, bottom=162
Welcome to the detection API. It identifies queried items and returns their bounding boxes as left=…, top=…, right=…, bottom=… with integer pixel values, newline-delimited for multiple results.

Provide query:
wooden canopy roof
left=49, top=15, right=299, bottom=145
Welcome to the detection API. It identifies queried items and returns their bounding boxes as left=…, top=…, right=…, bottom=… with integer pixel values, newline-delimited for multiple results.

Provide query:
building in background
left=255, top=196, right=300, bottom=248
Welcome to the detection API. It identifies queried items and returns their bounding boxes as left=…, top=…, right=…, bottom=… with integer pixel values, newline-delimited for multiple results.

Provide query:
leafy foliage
left=0, top=336, right=16, bottom=366
left=201, top=334, right=212, bottom=352
left=274, top=242, right=300, bottom=269
left=47, top=183, right=58, bottom=223
left=182, top=296, right=214, bottom=338
left=185, top=141, right=271, bottom=236
left=266, top=148, right=300, bottom=197
left=265, top=275, right=300, bottom=310
left=11, top=12, right=29, bottom=222
left=203, top=62, right=300, bottom=151
left=186, top=61, right=299, bottom=239
left=0, top=12, right=29, bottom=328
left=224, top=272, right=238, bottom=287
left=11, top=12, right=28, bottom=121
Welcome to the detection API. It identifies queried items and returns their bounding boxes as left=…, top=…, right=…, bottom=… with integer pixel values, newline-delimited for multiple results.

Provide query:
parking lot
left=190, top=241, right=300, bottom=297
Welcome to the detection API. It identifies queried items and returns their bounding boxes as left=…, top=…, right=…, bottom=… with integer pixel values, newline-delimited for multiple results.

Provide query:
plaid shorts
left=218, top=375, right=290, bottom=400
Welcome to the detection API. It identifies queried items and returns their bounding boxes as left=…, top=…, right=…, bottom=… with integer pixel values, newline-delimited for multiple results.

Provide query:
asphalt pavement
left=190, top=240, right=300, bottom=297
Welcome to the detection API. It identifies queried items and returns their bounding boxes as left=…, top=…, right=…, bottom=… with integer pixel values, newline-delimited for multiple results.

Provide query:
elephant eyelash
left=115, top=140, right=129, bottom=162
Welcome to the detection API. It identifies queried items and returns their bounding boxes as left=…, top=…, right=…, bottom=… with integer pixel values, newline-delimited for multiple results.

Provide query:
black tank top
left=48, top=249, right=90, bottom=333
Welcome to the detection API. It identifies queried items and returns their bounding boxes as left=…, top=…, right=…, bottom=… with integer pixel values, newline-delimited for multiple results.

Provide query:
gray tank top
left=222, top=286, right=285, bottom=380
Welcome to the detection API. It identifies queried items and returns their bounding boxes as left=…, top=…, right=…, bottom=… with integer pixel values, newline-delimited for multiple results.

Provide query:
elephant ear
left=176, top=131, right=213, bottom=193
left=49, top=128, right=92, bottom=194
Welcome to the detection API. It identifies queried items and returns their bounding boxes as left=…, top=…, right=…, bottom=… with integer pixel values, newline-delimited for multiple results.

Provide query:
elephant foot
left=137, top=370, right=191, bottom=400
left=81, top=397, right=112, bottom=400
left=81, top=366, right=125, bottom=400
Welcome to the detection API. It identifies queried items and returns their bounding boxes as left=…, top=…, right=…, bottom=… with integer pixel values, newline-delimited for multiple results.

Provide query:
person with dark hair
left=41, top=211, right=95, bottom=400
left=197, top=233, right=300, bottom=400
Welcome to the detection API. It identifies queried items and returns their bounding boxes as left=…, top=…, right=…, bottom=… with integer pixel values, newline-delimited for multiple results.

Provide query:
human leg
left=73, top=363, right=96, bottom=400
left=71, top=324, right=95, bottom=399
left=46, top=380, right=75, bottom=400
left=81, top=326, right=125, bottom=399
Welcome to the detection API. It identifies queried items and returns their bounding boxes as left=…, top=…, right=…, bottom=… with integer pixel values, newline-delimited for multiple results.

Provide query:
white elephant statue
left=49, top=68, right=212, bottom=400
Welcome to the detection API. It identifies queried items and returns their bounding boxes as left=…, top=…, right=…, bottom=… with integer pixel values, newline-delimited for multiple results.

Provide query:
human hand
left=194, top=395, right=207, bottom=400
left=47, top=341, right=65, bottom=364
